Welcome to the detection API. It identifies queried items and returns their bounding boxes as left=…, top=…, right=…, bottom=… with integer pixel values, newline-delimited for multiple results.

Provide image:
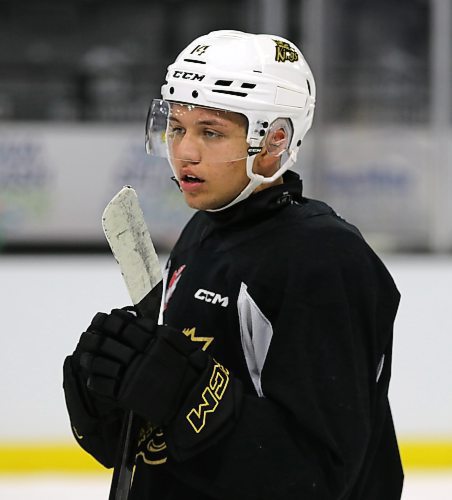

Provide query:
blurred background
left=0, top=0, right=451, bottom=498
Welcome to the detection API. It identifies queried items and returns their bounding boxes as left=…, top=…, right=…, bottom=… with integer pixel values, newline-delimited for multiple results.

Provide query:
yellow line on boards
left=399, top=441, right=452, bottom=469
left=0, top=440, right=451, bottom=473
left=0, top=444, right=107, bottom=474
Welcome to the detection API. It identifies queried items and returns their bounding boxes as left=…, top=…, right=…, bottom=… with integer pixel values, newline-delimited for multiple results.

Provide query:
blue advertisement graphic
left=0, top=139, right=53, bottom=242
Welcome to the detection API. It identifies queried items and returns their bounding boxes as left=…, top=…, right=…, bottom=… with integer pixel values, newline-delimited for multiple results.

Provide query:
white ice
left=0, top=472, right=451, bottom=499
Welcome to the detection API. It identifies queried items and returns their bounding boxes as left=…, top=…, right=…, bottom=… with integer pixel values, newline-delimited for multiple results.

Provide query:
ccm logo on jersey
left=173, top=71, right=205, bottom=81
left=194, top=289, right=229, bottom=307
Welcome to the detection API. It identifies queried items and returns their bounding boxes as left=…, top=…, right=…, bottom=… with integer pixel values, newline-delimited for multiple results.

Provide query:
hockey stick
left=102, top=186, right=163, bottom=500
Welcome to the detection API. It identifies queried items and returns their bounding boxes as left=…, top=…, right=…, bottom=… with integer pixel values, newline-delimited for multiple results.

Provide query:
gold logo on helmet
left=274, top=40, right=299, bottom=63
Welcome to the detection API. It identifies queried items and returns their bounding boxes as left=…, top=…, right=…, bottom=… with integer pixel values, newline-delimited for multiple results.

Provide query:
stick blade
left=102, top=186, right=162, bottom=306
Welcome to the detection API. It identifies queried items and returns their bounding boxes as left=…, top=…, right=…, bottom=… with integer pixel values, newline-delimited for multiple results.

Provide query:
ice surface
left=0, top=472, right=451, bottom=499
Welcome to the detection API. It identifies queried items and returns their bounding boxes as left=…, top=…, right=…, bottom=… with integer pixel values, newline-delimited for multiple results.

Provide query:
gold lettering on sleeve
left=186, top=361, right=230, bottom=433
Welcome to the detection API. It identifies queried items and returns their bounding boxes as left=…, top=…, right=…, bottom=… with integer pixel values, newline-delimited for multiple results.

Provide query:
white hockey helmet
left=146, top=30, right=316, bottom=211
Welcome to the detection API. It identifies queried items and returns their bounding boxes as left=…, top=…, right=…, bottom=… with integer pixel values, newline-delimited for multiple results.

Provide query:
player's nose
left=172, top=132, right=202, bottom=164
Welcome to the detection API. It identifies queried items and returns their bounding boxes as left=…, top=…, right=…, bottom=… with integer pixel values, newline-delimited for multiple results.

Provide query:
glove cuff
left=165, top=357, right=243, bottom=461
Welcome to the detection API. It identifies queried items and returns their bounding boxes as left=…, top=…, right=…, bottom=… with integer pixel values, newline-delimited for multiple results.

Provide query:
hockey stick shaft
left=102, top=187, right=163, bottom=500
left=108, top=282, right=163, bottom=500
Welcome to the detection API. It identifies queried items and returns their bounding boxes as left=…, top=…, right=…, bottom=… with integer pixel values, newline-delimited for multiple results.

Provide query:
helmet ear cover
left=263, top=118, right=294, bottom=158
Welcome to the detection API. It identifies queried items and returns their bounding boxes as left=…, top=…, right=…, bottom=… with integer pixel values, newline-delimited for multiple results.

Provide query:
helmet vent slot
left=184, top=58, right=206, bottom=64
left=212, top=89, right=248, bottom=97
left=215, top=80, right=233, bottom=86
left=241, top=83, right=256, bottom=89
left=306, top=79, right=311, bottom=95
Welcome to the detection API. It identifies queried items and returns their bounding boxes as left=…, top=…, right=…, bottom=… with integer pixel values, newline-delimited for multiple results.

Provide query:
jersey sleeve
left=163, top=230, right=400, bottom=499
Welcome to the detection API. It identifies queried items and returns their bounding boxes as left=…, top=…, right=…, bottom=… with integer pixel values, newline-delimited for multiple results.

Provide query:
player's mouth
left=179, top=174, right=205, bottom=192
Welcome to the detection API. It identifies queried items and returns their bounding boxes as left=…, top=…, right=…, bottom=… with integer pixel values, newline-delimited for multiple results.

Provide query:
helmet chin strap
left=206, top=172, right=262, bottom=213
left=206, top=149, right=297, bottom=212
left=167, top=146, right=298, bottom=213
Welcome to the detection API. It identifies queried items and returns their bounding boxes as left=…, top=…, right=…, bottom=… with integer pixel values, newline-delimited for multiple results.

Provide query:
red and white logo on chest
left=164, top=264, right=186, bottom=310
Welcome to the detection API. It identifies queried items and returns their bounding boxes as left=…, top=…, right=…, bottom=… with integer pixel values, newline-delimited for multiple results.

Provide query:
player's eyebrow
left=169, top=115, right=231, bottom=128
left=196, top=118, right=228, bottom=127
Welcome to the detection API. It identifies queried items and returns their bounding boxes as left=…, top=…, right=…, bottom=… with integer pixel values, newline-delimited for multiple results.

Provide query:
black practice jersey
left=70, top=171, right=403, bottom=499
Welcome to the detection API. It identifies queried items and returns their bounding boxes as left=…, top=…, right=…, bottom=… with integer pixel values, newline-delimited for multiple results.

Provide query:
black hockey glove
left=63, top=312, right=129, bottom=467
left=79, top=308, right=243, bottom=460
left=63, top=357, right=123, bottom=468
left=64, top=311, right=129, bottom=421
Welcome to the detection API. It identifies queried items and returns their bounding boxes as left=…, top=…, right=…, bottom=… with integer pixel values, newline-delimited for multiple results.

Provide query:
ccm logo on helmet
left=195, top=289, right=229, bottom=307
left=173, top=71, right=205, bottom=81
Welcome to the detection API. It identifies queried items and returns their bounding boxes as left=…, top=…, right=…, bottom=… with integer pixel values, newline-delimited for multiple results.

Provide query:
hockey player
left=63, top=31, right=403, bottom=499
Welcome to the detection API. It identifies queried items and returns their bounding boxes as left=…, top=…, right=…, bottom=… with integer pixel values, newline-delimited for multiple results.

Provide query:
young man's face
left=167, top=104, right=250, bottom=211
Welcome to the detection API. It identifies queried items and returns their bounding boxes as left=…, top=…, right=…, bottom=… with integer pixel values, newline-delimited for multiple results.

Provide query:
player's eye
left=168, top=125, right=185, bottom=137
left=203, top=129, right=223, bottom=139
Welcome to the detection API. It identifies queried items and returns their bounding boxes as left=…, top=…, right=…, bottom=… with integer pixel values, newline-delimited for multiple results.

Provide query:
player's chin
left=182, top=192, right=226, bottom=211
left=182, top=192, right=207, bottom=210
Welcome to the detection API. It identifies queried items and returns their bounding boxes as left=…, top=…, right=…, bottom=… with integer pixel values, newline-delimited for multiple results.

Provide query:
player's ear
left=265, top=126, right=289, bottom=157
left=254, top=126, right=289, bottom=176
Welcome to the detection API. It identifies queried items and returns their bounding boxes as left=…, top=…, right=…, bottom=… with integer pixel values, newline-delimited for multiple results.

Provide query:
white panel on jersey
left=376, top=354, right=385, bottom=383
left=159, top=259, right=170, bottom=325
left=237, top=282, right=273, bottom=397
